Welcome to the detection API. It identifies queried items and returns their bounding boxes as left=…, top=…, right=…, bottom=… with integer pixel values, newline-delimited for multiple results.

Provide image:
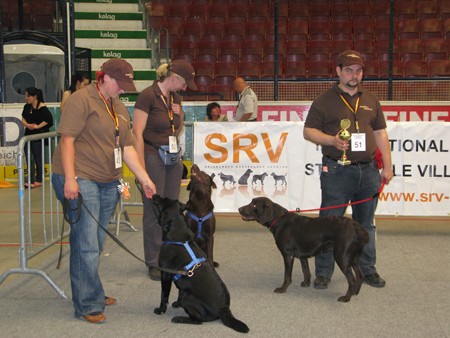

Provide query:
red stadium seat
left=205, top=18, right=225, bottom=37
left=241, top=54, right=262, bottom=62
left=404, top=60, right=428, bottom=77
left=283, top=61, right=307, bottom=79
left=260, top=60, right=284, bottom=79
left=286, top=40, right=308, bottom=55
left=362, top=60, right=379, bottom=78
left=417, top=1, right=438, bottom=19
left=195, top=61, right=215, bottom=78
left=195, top=75, right=213, bottom=92
left=428, top=60, right=450, bottom=77
left=353, top=40, right=375, bottom=54
left=396, top=2, right=417, bottom=19
left=379, top=60, right=404, bottom=78
left=208, top=3, right=229, bottom=20
left=239, top=61, right=261, bottom=79
left=196, top=54, right=216, bottom=63
left=420, top=19, right=442, bottom=39
left=215, top=60, right=237, bottom=77
left=289, top=5, right=309, bottom=18
left=197, top=39, right=219, bottom=57
left=397, top=19, right=421, bottom=39
left=173, top=54, right=194, bottom=64
left=307, top=61, right=331, bottom=79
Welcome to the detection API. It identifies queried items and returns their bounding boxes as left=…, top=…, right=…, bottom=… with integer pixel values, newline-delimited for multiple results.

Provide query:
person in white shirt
left=233, top=77, right=258, bottom=121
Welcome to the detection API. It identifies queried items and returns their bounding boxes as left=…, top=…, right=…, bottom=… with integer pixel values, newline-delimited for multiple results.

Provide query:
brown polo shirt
left=305, top=84, right=386, bottom=162
left=52, top=83, right=134, bottom=182
left=134, top=81, right=183, bottom=154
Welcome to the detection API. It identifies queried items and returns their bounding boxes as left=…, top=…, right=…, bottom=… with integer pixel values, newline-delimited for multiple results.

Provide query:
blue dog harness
left=162, top=241, right=206, bottom=281
left=186, top=211, right=214, bottom=239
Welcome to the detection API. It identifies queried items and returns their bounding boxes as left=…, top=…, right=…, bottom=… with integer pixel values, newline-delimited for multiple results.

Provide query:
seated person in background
left=206, top=102, right=227, bottom=121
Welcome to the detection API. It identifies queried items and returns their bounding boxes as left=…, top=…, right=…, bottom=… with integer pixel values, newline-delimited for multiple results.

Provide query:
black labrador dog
left=186, top=164, right=219, bottom=267
left=151, top=195, right=249, bottom=333
left=238, top=197, right=369, bottom=302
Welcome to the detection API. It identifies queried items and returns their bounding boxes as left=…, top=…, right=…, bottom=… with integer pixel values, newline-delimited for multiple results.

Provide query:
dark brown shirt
left=305, top=84, right=386, bottom=162
left=53, top=83, right=134, bottom=182
left=134, top=81, right=183, bottom=154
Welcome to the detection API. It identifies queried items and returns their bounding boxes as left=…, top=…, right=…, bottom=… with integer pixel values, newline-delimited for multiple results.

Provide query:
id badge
left=169, top=135, right=178, bottom=153
left=352, top=133, right=366, bottom=152
left=114, top=147, right=122, bottom=169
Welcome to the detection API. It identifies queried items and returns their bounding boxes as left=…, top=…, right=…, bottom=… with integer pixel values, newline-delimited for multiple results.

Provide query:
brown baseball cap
left=101, top=58, right=137, bottom=92
left=171, top=59, right=197, bottom=90
left=336, top=50, right=365, bottom=68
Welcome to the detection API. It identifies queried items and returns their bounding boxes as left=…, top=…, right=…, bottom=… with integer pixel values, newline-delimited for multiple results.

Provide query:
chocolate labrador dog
left=238, top=197, right=369, bottom=302
left=186, top=164, right=218, bottom=267
left=151, top=195, right=249, bottom=333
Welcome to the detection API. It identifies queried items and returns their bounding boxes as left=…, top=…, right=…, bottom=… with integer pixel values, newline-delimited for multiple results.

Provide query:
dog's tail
left=219, top=307, right=249, bottom=333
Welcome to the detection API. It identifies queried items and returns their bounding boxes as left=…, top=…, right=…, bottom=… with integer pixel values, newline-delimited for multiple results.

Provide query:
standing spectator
left=60, top=74, right=90, bottom=112
left=51, top=59, right=156, bottom=324
left=21, top=87, right=54, bottom=188
left=206, top=102, right=227, bottom=121
left=303, top=50, right=393, bottom=290
left=133, top=59, right=197, bottom=281
left=233, top=77, right=258, bottom=121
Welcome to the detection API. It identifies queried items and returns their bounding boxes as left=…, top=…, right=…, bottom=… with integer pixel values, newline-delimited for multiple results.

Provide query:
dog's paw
left=213, top=261, right=220, bottom=268
left=274, top=287, right=287, bottom=293
left=337, top=295, right=351, bottom=303
left=301, top=281, right=311, bottom=287
left=171, top=301, right=180, bottom=308
left=154, top=306, right=167, bottom=314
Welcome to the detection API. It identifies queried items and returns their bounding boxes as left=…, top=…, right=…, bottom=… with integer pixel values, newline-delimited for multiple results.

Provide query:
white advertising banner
left=193, top=121, right=450, bottom=216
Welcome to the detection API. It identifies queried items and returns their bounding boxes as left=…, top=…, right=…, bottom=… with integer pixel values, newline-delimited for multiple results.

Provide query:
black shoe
left=314, top=276, right=330, bottom=289
left=148, top=267, right=161, bottom=281
left=364, top=272, right=386, bottom=288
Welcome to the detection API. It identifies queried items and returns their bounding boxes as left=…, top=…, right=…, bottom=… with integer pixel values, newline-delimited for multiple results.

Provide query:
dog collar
left=269, top=211, right=290, bottom=230
left=186, top=211, right=214, bottom=239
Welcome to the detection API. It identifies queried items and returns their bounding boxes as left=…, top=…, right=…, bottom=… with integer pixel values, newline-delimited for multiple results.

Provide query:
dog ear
left=210, top=177, right=217, bottom=189
left=258, top=199, right=274, bottom=225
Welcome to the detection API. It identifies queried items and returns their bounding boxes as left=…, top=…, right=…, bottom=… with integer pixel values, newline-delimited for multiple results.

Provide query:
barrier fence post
left=0, top=132, right=67, bottom=299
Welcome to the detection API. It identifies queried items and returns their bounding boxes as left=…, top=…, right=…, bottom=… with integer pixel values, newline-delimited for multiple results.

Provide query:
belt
left=325, top=156, right=371, bottom=166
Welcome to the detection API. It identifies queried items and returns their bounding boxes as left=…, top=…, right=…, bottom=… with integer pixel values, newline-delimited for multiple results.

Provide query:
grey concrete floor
left=0, top=182, right=449, bottom=337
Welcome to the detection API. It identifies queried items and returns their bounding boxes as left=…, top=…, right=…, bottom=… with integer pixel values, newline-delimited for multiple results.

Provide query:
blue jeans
left=52, top=174, right=119, bottom=317
left=315, top=156, right=382, bottom=278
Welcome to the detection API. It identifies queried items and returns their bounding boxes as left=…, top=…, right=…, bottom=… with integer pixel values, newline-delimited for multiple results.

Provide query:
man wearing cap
left=133, top=60, right=197, bottom=281
left=52, top=58, right=156, bottom=324
left=303, top=50, right=393, bottom=290
left=233, top=77, right=258, bottom=121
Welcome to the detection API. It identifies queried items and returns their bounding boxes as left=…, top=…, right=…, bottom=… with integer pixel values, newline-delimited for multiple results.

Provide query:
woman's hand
left=64, top=177, right=79, bottom=200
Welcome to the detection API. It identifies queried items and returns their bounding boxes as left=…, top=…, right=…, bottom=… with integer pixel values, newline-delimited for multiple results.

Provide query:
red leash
left=291, top=180, right=386, bottom=213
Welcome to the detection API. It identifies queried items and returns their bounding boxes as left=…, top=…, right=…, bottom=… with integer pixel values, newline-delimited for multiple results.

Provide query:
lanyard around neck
left=97, top=84, right=119, bottom=131
left=160, top=94, right=175, bottom=135
left=97, top=84, right=120, bottom=146
left=340, top=93, right=360, bottom=132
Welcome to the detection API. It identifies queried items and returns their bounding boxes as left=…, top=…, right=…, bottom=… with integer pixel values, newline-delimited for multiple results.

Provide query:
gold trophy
left=337, top=119, right=352, bottom=166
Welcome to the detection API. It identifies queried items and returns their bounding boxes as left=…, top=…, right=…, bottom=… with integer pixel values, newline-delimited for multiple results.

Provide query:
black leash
left=57, top=193, right=187, bottom=276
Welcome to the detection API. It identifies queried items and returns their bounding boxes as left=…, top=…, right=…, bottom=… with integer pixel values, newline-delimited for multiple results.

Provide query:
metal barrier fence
left=0, top=132, right=67, bottom=298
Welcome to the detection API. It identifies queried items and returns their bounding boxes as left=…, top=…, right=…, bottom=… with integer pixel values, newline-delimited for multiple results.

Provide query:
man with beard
left=303, top=50, right=393, bottom=290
